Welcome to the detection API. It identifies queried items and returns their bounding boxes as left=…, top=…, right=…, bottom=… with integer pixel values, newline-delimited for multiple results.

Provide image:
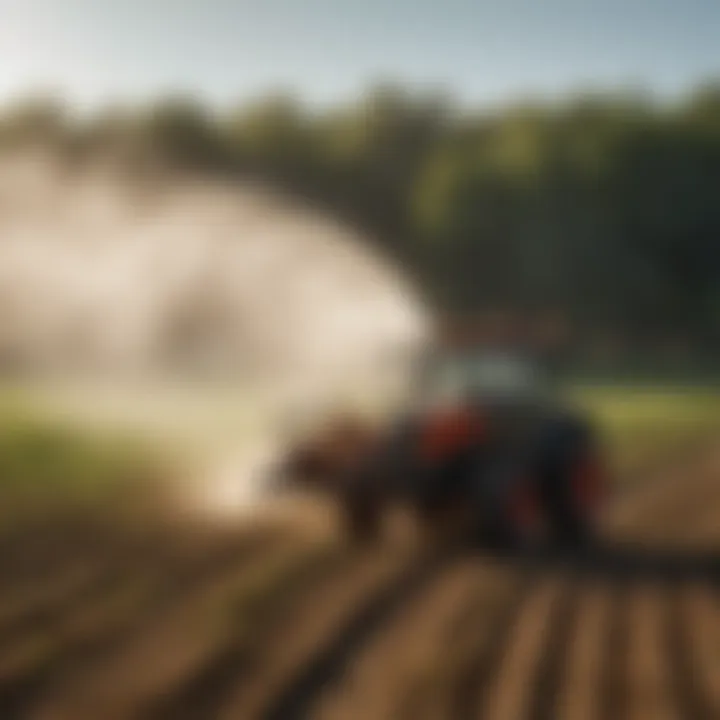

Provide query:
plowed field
left=1, top=448, right=718, bottom=720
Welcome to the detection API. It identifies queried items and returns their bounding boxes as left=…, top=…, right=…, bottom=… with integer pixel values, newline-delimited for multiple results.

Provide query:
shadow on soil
left=262, top=538, right=719, bottom=720
left=263, top=544, right=720, bottom=720
left=491, top=539, right=720, bottom=587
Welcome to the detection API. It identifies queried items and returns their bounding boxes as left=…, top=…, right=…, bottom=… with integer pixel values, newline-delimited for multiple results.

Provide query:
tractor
left=272, top=341, right=607, bottom=550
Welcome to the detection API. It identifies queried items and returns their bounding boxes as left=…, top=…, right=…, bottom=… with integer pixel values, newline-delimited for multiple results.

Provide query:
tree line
left=1, top=84, right=719, bottom=363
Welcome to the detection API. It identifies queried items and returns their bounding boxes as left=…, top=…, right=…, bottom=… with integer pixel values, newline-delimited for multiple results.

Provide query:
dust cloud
left=0, top=150, right=430, bottom=515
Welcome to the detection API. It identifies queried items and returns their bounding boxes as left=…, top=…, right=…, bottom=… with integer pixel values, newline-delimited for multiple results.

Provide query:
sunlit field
left=571, top=385, right=720, bottom=480
left=0, top=379, right=718, bottom=520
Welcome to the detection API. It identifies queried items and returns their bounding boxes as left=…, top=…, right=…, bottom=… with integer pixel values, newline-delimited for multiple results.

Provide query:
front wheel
left=545, top=449, right=606, bottom=549
left=339, top=462, right=385, bottom=545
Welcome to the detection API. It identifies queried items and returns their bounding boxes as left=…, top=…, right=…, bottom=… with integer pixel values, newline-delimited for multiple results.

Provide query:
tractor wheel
left=479, top=478, right=543, bottom=552
left=340, top=488, right=382, bottom=544
left=554, top=451, right=604, bottom=547
left=538, top=416, right=605, bottom=549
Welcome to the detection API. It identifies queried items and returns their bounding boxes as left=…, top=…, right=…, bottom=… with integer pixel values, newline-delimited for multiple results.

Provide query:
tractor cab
left=414, top=345, right=547, bottom=410
left=397, top=344, right=557, bottom=466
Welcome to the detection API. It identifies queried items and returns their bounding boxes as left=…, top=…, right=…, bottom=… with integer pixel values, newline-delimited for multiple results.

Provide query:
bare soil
left=0, top=445, right=718, bottom=720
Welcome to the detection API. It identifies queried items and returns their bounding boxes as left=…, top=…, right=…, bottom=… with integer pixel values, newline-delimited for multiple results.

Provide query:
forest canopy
left=1, top=83, right=719, bottom=362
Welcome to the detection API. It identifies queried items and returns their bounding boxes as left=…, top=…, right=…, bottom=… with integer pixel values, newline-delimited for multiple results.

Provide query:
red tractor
left=274, top=344, right=607, bottom=549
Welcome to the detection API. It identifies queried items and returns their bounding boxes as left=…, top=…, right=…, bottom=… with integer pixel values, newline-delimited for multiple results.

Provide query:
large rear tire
left=538, top=414, right=605, bottom=549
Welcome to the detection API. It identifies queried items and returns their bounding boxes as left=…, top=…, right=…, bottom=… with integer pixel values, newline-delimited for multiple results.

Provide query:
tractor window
left=422, top=351, right=540, bottom=402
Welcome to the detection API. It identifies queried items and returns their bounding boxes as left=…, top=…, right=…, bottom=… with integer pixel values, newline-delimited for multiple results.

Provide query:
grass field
left=0, top=394, right=170, bottom=526
left=570, top=385, right=720, bottom=479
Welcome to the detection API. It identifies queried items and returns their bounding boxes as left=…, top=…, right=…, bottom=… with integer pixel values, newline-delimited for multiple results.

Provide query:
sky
left=0, top=0, right=718, bottom=110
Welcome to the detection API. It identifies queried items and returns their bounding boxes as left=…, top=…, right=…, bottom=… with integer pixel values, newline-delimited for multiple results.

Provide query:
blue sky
left=0, top=0, right=718, bottom=109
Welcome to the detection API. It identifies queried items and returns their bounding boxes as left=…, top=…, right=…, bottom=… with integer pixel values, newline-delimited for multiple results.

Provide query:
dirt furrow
left=526, top=581, right=580, bottom=720
left=477, top=578, right=564, bottom=720
left=311, top=557, right=480, bottom=720
left=25, top=529, right=288, bottom=720
left=446, top=571, right=533, bottom=720
left=0, top=572, right=162, bottom=720
left=219, top=549, right=440, bottom=720
left=394, top=561, right=519, bottom=720
left=0, top=560, right=111, bottom=642
left=0, top=524, right=150, bottom=634
left=0, top=518, right=110, bottom=584
left=625, top=585, right=679, bottom=720
left=555, top=584, right=611, bottom=720
left=677, top=586, right=720, bottom=719
left=141, top=543, right=349, bottom=720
